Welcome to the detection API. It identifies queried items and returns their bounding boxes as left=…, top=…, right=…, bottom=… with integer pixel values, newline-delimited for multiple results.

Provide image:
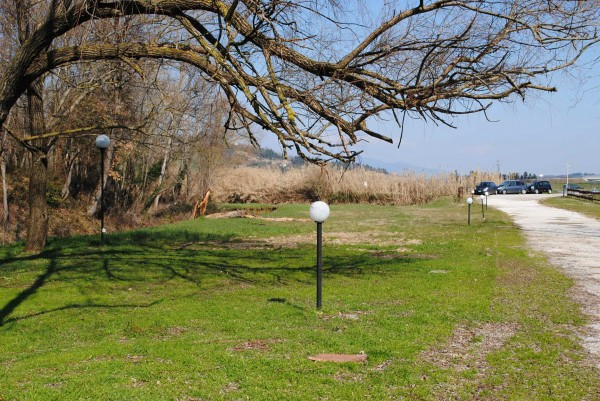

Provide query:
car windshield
left=499, top=181, right=511, bottom=186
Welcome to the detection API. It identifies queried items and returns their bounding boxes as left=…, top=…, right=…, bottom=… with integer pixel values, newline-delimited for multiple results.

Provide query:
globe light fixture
left=95, top=134, right=110, bottom=150
left=309, top=201, right=330, bottom=309
left=310, top=201, right=330, bottom=223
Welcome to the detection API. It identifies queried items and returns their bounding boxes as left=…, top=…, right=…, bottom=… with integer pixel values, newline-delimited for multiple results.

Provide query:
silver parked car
left=497, top=180, right=528, bottom=194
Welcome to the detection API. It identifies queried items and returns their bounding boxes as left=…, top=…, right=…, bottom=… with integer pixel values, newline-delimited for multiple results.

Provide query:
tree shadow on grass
left=0, top=229, right=421, bottom=327
left=0, top=259, right=57, bottom=325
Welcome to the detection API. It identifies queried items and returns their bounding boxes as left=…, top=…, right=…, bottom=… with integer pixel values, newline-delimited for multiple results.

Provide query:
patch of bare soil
left=125, top=354, right=145, bottom=363
left=220, top=381, right=240, bottom=394
left=204, top=209, right=311, bottom=225
left=231, top=339, right=281, bottom=351
left=422, top=323, right=518, bottom=399
left=320, top=311, right=371, bottom=321
left=262, top=231, right=422, bottom=248
left=205, top=206, right=289, bottom=220
left=308, top=353, right=368, bottom=363
left=128, top=377, right=147, bottom=387
left=372, top=359, right=393, bottom=372
left=177, top=228, right=421, bottom=251
left=333, top=371, right=366, bottom=383
left=261, top=217, right=311, bottom=222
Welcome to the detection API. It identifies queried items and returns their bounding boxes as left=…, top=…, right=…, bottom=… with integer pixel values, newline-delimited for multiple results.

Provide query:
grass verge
left=541, top=196, right=600, bottom=219
left=0, top=199, right=597, bottom=400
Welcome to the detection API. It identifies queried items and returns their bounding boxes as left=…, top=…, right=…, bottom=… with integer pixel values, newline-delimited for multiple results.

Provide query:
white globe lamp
left=95, top=134, right=110, bottom=149
left=310, top=201, right=330, bottom=223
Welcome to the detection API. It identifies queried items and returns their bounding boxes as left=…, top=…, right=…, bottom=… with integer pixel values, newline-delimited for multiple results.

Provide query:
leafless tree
left=0, top=0, right=598, bottom=250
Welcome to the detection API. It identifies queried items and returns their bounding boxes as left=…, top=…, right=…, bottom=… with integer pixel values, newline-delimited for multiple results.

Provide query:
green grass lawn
left=1, top=200, right=598, bottom=400
left=541, top=196, right=600, bottom=220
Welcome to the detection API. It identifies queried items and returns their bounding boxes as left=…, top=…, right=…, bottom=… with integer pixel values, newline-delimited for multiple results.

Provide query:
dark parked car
left=472, top=181, right=498, bottom=195
left=527, top=181, right=553, bottom=194
left=497, top=180, right=528, bottom=194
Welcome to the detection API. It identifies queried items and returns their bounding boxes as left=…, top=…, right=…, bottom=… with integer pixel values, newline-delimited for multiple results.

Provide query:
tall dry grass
left=212, top=166, right=500, bottom=205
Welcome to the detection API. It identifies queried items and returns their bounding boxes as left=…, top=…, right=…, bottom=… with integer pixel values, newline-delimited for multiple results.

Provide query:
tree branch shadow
left=1, top=299, right=163, bottom=326
left=0, top=259, right=57, bottom=326
left=0, top=228, right=420, bottom=327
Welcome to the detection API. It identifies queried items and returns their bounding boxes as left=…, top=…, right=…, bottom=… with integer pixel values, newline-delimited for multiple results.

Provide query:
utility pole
left=565, top=163, right=571, bottom=197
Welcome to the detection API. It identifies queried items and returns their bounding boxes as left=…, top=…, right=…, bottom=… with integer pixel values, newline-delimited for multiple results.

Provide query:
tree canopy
left=1, top=0, right=598, bottom=163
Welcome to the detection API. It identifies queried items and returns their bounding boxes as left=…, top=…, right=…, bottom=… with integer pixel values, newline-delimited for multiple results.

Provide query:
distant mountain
left=360, top=157, right=446, bottom=175
left=544, top=172, right=597, bottom=179
left=245, top=147, right=445, bottom=174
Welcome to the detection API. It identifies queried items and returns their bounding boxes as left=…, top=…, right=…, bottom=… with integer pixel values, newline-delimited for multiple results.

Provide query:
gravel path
left=489, top=194, right=600, bottom=365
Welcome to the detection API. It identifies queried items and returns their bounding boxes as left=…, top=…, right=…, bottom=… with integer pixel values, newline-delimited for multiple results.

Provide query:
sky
left=353, top=73, right=600, bottom=175
left=258, top=1, right=600, bottom=176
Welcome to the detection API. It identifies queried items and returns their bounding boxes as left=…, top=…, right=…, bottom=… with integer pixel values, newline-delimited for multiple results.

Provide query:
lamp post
left=565, top=164, right=571, bottom=196
left=480, top=194, right=485, bottom=220
left=309, top=201, right=330, bottom=309
left=467, top=197, right=473, bottom=225
left=95, top=134, right=110, bottom=243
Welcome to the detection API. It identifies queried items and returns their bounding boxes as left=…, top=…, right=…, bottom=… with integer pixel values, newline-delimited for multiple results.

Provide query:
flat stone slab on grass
left=308, top=353, right=367, bottom=363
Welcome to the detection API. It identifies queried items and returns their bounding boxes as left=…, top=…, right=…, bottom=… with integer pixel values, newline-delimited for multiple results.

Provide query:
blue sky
left=352, top=71, right=600, bottom=175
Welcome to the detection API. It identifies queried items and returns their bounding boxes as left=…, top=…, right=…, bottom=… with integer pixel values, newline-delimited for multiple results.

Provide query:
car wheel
left=503, top=190, right=507, bottom=195
left=521, top=189, right=527, bottom=194
left=535, top=189, right=539, bottom=194
left=548, top=190, right=552, bottom=194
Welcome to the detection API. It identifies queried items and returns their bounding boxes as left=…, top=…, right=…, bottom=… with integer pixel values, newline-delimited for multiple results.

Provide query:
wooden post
left=191, top=190, right=211, bottom=219
left=199, top=190, right=211, bottom=216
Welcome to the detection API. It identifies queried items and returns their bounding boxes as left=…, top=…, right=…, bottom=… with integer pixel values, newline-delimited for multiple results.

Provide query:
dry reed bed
left=212, top=166, right=499, bottom=205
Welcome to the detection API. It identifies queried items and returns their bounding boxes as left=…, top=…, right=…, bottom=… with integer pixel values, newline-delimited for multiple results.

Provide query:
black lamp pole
left=95, top=134, right=110, bottom=244
left=481, top=198, right=485, bottom=219
left=310, top=201, right=329, bottom=310
left=468, top=203, right=471, bottom=225
left=100, top=148, right=105, bottom=244
left=316, top=221, right=323, bottom=309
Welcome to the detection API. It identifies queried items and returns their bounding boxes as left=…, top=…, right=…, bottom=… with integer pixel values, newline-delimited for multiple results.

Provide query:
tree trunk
left=153, top=137, right=172, bottom=210
left=140, top=156, right=149, bottom=199
left=1, top=130, right=8, bottom=223
left=1, top=155, right=8, bottom=223
left=25, top=151, right=48, bottom=251
left=61, top=152, right=77, bottom=200
left=24, top=79, right=48, bottom=252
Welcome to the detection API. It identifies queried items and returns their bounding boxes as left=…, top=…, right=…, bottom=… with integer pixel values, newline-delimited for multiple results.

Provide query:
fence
left=566, top=188, right=600, bottom=202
